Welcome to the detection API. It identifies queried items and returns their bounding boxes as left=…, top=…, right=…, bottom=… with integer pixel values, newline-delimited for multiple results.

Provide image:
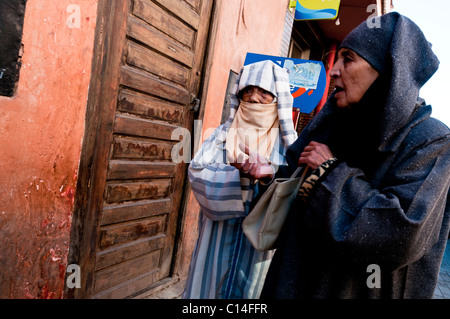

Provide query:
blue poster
left=244, top=52, right=326, bottom=114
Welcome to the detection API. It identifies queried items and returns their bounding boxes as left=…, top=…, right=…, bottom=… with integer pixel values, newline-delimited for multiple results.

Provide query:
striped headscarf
left=226, top=60, right=297, bottom=146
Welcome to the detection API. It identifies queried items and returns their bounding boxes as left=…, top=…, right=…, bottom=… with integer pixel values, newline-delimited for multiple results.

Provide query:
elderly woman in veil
left=183, top=60, right=297, bottom=299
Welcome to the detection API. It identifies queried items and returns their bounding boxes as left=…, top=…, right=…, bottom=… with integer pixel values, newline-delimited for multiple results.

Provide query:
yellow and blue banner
left=294, top=0, right=341, bottom=21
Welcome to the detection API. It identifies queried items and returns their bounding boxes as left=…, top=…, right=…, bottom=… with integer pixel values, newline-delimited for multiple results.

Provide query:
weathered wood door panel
left=69, top=0, right=212, bottom=299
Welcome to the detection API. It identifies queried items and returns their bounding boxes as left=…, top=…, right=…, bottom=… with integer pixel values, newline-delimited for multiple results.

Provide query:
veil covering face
left=225, top=99, right=280, bottom=164
left=225, top=60, right=297, bottom=153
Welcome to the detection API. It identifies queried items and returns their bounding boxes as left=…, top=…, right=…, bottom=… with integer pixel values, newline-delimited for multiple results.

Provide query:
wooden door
left=68, top=0, right=212, bottom=298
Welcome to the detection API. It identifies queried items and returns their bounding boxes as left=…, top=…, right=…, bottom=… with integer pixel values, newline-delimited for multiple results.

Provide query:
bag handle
left=291, top=165, right=309, bottom=180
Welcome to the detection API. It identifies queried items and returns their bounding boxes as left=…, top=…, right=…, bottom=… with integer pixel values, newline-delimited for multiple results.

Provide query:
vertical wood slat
left=164, top=0, right=214, bottom=284
left=156, top=0, right=214, bottom=281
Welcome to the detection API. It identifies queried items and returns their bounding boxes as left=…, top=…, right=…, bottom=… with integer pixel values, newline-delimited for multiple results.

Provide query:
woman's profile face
left=241, top=86, right=275, bottom=104
left=330, top=48, right=379, bottom=108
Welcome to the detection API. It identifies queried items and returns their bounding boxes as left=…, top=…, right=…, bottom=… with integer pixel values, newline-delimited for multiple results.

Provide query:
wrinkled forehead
left=336, top=48, right=360, bottom=60
left=238, top=85, right=275, bottom=99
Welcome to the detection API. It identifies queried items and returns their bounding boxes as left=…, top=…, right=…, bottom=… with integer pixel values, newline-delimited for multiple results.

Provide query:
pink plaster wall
left=0, top=0, right=98, bottom=298
left=201, top=0, right=289, bottom=136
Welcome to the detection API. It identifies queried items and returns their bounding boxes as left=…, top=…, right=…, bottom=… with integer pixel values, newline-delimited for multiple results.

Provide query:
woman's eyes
left=343, top=54, right=354, bottom=64
left=244, top=88, right=270, bottom=95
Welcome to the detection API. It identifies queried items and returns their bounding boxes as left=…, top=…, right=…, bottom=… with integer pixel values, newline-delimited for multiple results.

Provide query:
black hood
left=338, top=12, right=440, bottom=151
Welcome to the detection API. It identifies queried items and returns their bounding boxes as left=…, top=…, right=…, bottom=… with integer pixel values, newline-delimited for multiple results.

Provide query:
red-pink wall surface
left=0, top=0, right=98, bottom=298
left=201, top=0, right=288, bottom=136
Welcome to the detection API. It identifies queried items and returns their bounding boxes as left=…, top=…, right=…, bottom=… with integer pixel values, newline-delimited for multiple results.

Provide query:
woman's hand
left=230, top=143, right=274, bottom=182
left=299, top=141, right=334, bottom=170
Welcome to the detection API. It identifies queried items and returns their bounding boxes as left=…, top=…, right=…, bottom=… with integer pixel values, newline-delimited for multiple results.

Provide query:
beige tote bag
left=242, top=166, right=309, bottom=251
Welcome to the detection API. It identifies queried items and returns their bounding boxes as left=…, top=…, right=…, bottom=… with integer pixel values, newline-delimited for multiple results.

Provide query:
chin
left=336, top=100, right=351, bottom=108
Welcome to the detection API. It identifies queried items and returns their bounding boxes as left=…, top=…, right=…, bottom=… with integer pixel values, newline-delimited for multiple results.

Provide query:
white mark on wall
left=66, top=4, right=81, bottom=29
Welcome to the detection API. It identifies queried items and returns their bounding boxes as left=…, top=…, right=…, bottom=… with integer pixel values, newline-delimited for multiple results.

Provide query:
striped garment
left=183, top=61, right=296, bottom=299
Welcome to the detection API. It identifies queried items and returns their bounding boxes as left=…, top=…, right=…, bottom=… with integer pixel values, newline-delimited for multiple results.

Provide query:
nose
left=249, top=90, right=260, bottom=103
left=330, top=62, right=340, bottom=79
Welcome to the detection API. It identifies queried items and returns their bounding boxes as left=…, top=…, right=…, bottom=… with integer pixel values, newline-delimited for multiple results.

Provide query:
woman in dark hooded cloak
left=260, top=12, right=450, bottom=299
